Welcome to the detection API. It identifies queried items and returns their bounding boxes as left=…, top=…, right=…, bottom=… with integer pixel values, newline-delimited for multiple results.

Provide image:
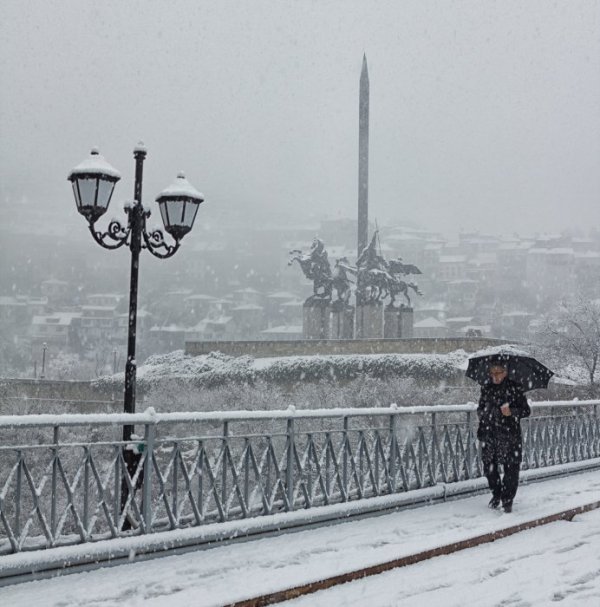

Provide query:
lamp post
left=69, top=143, right=204, bottom=526
left=40, top=342, right=47, bottom=379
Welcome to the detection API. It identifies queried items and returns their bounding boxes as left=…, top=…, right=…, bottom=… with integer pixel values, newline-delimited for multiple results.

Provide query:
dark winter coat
left=477, top=378, right=531, bottom=465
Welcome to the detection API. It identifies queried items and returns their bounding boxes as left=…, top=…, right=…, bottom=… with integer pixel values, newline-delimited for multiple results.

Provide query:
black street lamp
left=69, top=144, right=204, bottom=525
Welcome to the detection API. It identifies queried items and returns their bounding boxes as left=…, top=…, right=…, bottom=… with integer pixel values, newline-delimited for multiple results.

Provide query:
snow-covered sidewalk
left=285, top=504, right=600, bottom=606
left=1, top=469, right=599, bottom=606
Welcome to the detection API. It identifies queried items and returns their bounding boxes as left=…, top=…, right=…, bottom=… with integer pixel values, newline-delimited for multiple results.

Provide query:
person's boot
left=502, top=500, right=513, bottom=513
left=488, top=496, right=501, bottom=509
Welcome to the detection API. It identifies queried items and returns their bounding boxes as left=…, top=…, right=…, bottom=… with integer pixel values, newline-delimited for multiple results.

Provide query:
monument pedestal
left=384, top=306, right=401, bottom=338
left=356, top=302, right=383, bottom=338
left=331, top=303, right=355, bottom=339
left=399, top=306, right=414, bottom=338
left=384, top=305, right=414, bottom=338
left=303, top=299, right=331, bottom=340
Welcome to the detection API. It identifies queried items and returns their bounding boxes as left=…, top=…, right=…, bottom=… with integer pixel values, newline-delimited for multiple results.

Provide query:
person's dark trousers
left=485, top=460, right=520, bottom=503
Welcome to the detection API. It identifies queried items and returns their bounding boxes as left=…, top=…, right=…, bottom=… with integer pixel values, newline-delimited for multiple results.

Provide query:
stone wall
left=186, top=337, right=513, bottom=358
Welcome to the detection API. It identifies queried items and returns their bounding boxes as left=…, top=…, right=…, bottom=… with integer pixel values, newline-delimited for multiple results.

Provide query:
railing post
left=114, top=444, right=121, bottom=528
left=265, top=436, right=272, bottom=508
left=374, top=429, right=380, bottom=494
left=521, top=416, right=530, bottom=469
left=51, top=425, right=59, bottom=542
left=15, top=450, right=22, bottom=538
left=575, top=405, right=581, bottom=460
left=465, top=412, right=472, bottom=479
left=568, top=406, right=576, bottom=462
left=325, top=432, right=331, bottom=498
left=307, top=432, right=313, bottom=500
left=343, top=417, right=349, bottom=496
left=358, top=429, right=364, bottom=491
left=595, top=404, right=599, bottom=458
left=585, top=404, right=592, bottom=459
left=172, top=439, right=179, bottom=524
left=389, top=414, right=397, bottom=493
left=286, top=418, right=295, bottom=510
left=83, top=446, right=90, bottom=534
left=142, top=422, right=155, bottom=532
left=544, top=415, right=551, bottom=466
left=222, top=421, right=229, bottom=515
left=244, top=437, right=250, bottom=512
left=431, top=412, right=437, bottom=484
left=197, top=440, right=205, bottom=519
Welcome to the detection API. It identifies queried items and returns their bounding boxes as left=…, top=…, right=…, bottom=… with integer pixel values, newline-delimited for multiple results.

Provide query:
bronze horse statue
left=387, top=258, right=422, bottom=307
left=388, top=279, right=422, bottom=307
left=288, top=238, right=333, bottom=302
left=289, top=235, right=423, bottom=308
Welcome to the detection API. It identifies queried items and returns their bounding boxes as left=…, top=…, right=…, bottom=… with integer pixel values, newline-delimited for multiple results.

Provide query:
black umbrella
left=466, top=349, right=554, bottom=392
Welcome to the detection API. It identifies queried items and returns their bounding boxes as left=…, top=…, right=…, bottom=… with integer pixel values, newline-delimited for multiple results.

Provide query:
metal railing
left=0, top=401, right=599, bottom=554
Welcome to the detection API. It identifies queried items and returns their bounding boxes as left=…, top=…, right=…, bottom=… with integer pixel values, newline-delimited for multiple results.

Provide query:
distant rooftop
left=184, top=294, right=216, bottom=301
left=260, top=325, right=303, bottom=334
left=414, top=317, right=446, bottom=329
left=439, top=255, right=467, bottom=263
left=232, top=304, right=264, bottom=311
left=267, top=291, right=298, bottom=299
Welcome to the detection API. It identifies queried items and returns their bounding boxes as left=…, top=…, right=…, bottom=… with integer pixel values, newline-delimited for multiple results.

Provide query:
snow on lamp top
left=68, top=148, right=122, bottom=181
left=155, top=172, right=204, bottom=241
left=155, top=172, right=204, bottom=202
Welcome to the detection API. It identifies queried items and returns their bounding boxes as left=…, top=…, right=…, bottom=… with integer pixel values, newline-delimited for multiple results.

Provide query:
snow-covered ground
left=2, top=470, right=599, bottom=606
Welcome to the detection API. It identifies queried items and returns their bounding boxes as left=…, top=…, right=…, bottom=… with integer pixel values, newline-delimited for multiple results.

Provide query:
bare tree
left=94, top=348, right=113, bottom=378
left=540, top=297, right=600, bottom=394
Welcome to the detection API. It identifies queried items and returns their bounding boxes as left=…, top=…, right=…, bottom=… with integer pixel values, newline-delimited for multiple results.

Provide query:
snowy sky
left=1, top=0, right=599, bottom=236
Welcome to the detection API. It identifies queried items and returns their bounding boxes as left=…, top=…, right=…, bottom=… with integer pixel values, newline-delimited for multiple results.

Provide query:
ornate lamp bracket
left=142, top=226, right=180, bottom=259
left=87, top=217, right=130, bottom=250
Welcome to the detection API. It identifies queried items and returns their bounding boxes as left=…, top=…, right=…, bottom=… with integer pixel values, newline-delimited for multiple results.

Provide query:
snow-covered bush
left=91, top=348, right=589, bottom=414
left=96, top=350, right=466, bottom=389
left=100, top=350, right=476, bottom=413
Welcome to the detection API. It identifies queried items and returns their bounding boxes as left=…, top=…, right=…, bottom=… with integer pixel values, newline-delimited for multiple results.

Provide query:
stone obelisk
left=357, top=54, right=369, bottom=258
left=355, top=55, right=382, bottom=338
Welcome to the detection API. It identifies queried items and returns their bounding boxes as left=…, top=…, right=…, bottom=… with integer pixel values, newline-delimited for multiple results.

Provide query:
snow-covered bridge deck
left=1, top=468, right=599, bottom=606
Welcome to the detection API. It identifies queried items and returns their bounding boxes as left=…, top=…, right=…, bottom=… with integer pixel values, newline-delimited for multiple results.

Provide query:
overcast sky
left=1, top=0, right=599, bottom=238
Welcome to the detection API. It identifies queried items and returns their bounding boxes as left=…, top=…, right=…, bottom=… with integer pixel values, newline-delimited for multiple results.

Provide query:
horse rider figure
left=355, top=232, right=393, bottom=304
left=387, top=258, right=423, bottom=307
left=288, top=238, right=333, bottom=302
left=332, top=257, right=354, bottom=305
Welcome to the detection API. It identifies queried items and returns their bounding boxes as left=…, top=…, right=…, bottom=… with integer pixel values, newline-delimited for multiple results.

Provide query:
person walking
left=477, top=363, right=531, bottom=513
